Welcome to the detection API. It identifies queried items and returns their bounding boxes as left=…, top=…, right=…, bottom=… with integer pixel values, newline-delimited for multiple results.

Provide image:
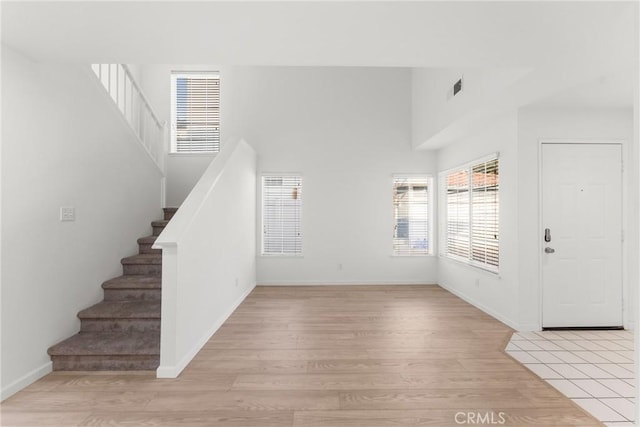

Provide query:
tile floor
left=506, top=330, right=635, bottom=427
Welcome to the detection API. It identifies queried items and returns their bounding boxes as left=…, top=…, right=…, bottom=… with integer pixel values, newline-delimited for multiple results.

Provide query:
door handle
left=544, top=228, right=552, bottom=242
left=544, top=247, right=555, bottom=254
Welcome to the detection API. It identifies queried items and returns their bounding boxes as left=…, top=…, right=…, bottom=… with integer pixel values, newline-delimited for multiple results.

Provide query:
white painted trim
left=518, top=322, right=542, bottom=332
left=156, top=283, right=255, bottom=379
left=1, top=361, right=52, bottom=402
left=160, top=176, right=166, bottom=209
left=257, top=281, right=436, bottom=286
left=538, top=139, right=626, bottom=330
left=438, top=281, right=520, bottom=331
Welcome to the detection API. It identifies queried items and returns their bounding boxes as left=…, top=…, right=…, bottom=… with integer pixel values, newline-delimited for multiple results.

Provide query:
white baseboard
left=1, top=361, right=52, bottom=402
left=156, top=283, right=256, bottom=378
left=518, top=322, right=542, bottom=332
left=257, top=281, right=436, bottom=286
left=438, top=282, right=520, bottom=331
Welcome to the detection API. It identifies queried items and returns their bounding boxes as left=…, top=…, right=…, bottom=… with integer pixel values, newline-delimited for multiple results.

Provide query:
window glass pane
left=393, top=176, right=430, bottom=256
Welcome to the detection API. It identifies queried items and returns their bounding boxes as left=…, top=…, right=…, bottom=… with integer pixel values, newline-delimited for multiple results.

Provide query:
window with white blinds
left=171, top=72, right=220, bottom=153
left=262, top=175, right=303, bottom=256
left=443, top=156, right=499, bottom=271
left=393, top=176, right=431, bottom=256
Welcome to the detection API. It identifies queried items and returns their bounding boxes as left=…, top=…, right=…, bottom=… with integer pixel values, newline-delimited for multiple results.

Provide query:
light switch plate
left=60, top=207, right=75, bottom=222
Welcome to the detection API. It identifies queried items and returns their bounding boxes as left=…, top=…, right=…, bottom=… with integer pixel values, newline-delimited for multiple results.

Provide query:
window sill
left=391, top=254, right=436, bottom=258
left=168, top=152, right=218, bottom=157
left=439, top=254, right=501, bottom=278
left=260, top=254, right=304, bottom=259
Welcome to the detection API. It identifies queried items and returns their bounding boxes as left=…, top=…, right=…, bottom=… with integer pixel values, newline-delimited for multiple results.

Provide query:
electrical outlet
left=338, top=263, right=343, bottom=270
left=475, top=278, right=480, bottom=287
left=235, top=278, right=239, bottom=287
left=60, top=207, right=75, bottom=222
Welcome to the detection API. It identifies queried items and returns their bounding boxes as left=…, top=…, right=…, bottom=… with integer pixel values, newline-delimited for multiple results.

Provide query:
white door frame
left=537, top=138, right=628, bottom=330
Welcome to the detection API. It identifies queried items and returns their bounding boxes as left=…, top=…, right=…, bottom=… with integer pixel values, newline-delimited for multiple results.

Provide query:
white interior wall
left=436, top=112, right=520, bottom=328
left=517, top=107, right=636, bottom=331
left=1, top=47, right=163, bottom=399
left=230, top=67, right=437, bottom=285
left=141, top=65, right=438, bottom=285
left=412, top=67, right=528, bottom=150
left=435, top=108, right=635, bottom=331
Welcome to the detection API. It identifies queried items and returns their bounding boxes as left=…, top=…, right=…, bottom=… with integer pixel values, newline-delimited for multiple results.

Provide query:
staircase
left=47, top=207, right=177, bottom=371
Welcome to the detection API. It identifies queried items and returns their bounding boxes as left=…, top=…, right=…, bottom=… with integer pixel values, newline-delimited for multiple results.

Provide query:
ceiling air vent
left=453, top=77, right=463, bottom=96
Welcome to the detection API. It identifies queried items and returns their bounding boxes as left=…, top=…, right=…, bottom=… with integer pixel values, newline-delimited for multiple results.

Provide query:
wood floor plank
left=32, top=373, right=238, bottom=392
left=1, top=391, right=156, bottom=411
left=292, top=408, right=602, bottom=427
left=307, top=359, right=464, bottom=374
left=195, top=349, right=371, bottom=361
left=1, top=285, right=602, bottom=426
left=183, top=359, right=307, bottom=374
left=145, top=390, right=339, bottom=411
left=77, top=411, right=294, bottom=427
left=338, top=389, right=533, bottom=410
left=0, top=410, right=92, bottom=426
left=231, top=372, right=555, bottom=391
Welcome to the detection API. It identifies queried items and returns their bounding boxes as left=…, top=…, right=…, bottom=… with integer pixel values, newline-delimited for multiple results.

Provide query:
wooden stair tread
left=102, top=275, right=161, bottom=290
left=151, top=220, right=169, bottom=227
left=48, top=332, right=159, bottom=356
left=78, top=301, right=160, bottom=319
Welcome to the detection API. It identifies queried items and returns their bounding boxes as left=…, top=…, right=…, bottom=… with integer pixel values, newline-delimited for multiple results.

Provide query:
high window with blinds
left=442, top=156, right=499, bottom=271
left=171, top=72, right=220, bottom=153
left=393, top=176, right=431, bottom=256
left=262, top=175, right=303, bottom=256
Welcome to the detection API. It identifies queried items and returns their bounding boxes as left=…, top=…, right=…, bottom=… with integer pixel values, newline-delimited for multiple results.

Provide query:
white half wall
left=1, top=46, right=163, bottom=400
left=436, top=112, right=520, bottom=329
left=154, top=139, right=257, bottom=377
left=517, top=107, right=635, bottom=331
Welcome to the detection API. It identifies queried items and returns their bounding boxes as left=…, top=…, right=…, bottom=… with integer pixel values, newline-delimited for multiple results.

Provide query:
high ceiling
left=1, top=1, right=636, bottom=71
left=3, top=1, right=636, bottom=148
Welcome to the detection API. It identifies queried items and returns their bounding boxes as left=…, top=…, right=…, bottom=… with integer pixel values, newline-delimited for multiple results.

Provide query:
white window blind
left=393, top=176, right=431, bottom=256
left=471, top=158, right=499, bottom=268
left=443, top=156, right=499, bottom=271
left=171, top=73, right=220, bottom=153
left=446, top=169, right=470, bottom=260
left=262, top=175, right=303, bottom=255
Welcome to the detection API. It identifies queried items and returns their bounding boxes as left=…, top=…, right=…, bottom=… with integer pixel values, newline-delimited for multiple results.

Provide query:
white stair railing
left=90, top=64, right=166, bottom=173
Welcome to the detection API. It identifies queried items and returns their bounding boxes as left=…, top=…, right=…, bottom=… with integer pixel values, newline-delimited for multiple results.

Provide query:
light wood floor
left=1, top=285, right=603, bottom=426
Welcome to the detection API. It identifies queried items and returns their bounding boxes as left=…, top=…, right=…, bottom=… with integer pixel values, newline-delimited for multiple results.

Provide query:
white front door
left=541, top=143, right=622, bottom=328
